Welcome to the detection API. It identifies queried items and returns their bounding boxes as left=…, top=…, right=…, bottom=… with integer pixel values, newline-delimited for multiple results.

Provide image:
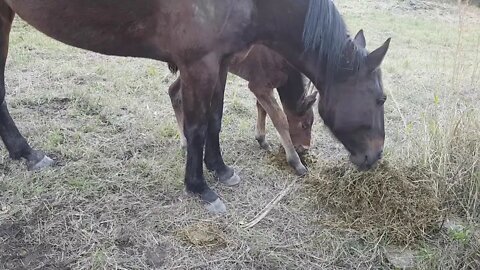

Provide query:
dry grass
left=307, top=162, right=444, bottom=245
left=0, top=0, right=479, bottom=269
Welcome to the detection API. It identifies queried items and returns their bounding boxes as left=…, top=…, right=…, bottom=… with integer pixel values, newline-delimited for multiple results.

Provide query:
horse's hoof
left=27, top=155, right=55, bottom=171
left=200, top=189, right=227, bottom=214
left=217, top=167, right=241, bottom=186
left=205, top=198, right=227, bottom=214
left=221, top=171, right=241, bottom=186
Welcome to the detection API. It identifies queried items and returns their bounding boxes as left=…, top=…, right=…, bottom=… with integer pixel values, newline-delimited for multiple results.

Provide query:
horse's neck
left=252, top=0, right=326, bottom=90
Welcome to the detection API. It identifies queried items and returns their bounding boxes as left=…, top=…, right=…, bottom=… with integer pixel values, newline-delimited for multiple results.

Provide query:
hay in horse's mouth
left=306, top=161, right=445, bottom=244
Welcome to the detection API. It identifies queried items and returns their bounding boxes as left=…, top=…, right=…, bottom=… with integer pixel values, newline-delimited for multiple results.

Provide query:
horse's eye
left=302, top=123, right=309, bottom=130
left=377, top=95, right=387, bottom=106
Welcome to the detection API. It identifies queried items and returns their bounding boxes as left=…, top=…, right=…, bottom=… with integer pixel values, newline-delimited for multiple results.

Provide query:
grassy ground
left=0, top=0, right=479, bottom=269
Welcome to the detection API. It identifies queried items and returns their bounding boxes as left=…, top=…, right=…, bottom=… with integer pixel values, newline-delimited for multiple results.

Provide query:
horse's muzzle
left=350, top=150, right=383, bottom=171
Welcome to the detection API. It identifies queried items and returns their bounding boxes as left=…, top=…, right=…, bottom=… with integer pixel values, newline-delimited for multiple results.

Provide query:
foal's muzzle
left=295, top=145, right=310, bottom=155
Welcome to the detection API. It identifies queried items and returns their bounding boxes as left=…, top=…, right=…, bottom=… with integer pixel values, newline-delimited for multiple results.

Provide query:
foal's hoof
left=201, top=189, right=227, bottom=214
left=259, top=141, right=270, bottom=151
left=289, top=160, right=308, bottom=176
left=295, top=165, right=308, bottom=176
left=216, top=167, right=241, bottom=186
left=27, top=151, right=55, bottom=171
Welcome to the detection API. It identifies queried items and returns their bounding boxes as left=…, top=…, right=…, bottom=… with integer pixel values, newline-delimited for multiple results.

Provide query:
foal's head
left=284, top=91, right=317, bottom=154
left=318, top=31, right=390, bottom=170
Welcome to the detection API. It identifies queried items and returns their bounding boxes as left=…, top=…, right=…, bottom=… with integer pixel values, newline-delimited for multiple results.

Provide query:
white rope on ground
left=241, top=178, right=298, bottom=229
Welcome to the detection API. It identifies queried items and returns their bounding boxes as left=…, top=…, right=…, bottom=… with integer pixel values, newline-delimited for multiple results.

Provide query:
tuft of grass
left=416, top=107, right=480, bottom=221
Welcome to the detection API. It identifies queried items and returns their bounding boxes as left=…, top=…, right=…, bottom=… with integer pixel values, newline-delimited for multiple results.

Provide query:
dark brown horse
left=0, top=0, right=390, bottom=213
left=168, top=45, right=318, bottom=176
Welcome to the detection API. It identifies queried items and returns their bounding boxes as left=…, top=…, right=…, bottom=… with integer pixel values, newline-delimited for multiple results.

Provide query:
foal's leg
left=203, top=63, right=240, bottom=186
left=0, top=5, right=53, bottom=170
left=255, top=101, right=270, bottom=150
left=251, top=85, right=307, bottom=176
left=179, top=54, right=229, bottom=214
left=168, top=78, right=187, bottom=151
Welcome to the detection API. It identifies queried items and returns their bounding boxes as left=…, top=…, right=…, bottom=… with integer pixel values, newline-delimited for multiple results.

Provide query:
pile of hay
left=177, top=222, right=227, bottom=248
left=308, top=162, right=445, bottom=244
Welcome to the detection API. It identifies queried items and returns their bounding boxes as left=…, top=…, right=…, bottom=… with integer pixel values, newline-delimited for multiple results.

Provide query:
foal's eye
left=377, top=95, right=387, bottom=106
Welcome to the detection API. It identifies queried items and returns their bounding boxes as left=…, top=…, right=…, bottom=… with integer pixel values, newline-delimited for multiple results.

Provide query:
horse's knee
left=184, top=121, right=207, bottom=143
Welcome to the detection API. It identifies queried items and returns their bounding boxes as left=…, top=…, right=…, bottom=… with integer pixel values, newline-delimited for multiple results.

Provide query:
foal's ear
left=354, top=29, right=366, bottom=48
left=297, top=91, right=318, bottom=114
left=366, top=38, right=391, bottom=72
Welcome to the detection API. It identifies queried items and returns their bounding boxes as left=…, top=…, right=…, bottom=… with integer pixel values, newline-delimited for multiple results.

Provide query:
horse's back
left=4, top=0, right=167, bottom=59
left=4, top=0, right=256, bottom=62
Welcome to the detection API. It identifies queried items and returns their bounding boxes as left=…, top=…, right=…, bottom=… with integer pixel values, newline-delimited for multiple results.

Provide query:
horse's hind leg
left=168, top=77, right=187, bottom=151
left=255, top=100, right=270, bottom=150
left=0, top=4, right=53, bottom=170
left=251, top=85, right=307, bottom=176
left=203, top=62, right=240, bottom=186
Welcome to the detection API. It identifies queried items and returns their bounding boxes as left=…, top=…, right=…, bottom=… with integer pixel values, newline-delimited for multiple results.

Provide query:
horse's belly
left=6, top=0, right=165, bottom=59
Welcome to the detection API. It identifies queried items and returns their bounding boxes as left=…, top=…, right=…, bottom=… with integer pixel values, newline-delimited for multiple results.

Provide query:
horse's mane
left=302, top=0, right=364, bottom=83
left=276, top=66, right=306, bottom=113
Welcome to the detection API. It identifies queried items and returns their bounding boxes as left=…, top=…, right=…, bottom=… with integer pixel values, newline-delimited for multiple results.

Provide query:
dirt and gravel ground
left=0, top=0, right=479, bottom=269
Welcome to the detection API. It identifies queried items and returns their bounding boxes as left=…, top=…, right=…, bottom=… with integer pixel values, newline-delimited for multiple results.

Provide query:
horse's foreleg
left=0, top=4, right=53, bottom=170
left=251, top=86, right=307, bottom=176
left=168, top=77, right=187, bottom=151
left=203, top=63, right=241, bottom=187
left=179, top=54, right=228, bottom=214
left=255, top=100, right=270, bottom=150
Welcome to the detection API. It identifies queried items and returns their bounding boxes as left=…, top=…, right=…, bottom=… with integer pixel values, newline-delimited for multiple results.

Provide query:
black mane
left=302, top=0, right=365, bottom=83
left=276, top=65, right=306, bottom=113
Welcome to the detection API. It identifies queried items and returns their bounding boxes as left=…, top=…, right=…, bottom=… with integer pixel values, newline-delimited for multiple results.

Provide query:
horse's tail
left=168, top=62, right=179, bottom=74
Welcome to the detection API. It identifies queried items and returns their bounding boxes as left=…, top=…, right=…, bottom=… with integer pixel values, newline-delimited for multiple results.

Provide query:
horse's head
left=318, top=30, right=390, bottom=170
left=284, top=91, right=318, bottom=154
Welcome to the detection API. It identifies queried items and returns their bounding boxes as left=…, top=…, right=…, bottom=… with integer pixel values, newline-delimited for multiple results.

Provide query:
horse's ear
left=366, top=38, right=391, bottom=72
left=297, top=91, right=318, bottom=114
left=354, top=29, right=366, bottom=48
